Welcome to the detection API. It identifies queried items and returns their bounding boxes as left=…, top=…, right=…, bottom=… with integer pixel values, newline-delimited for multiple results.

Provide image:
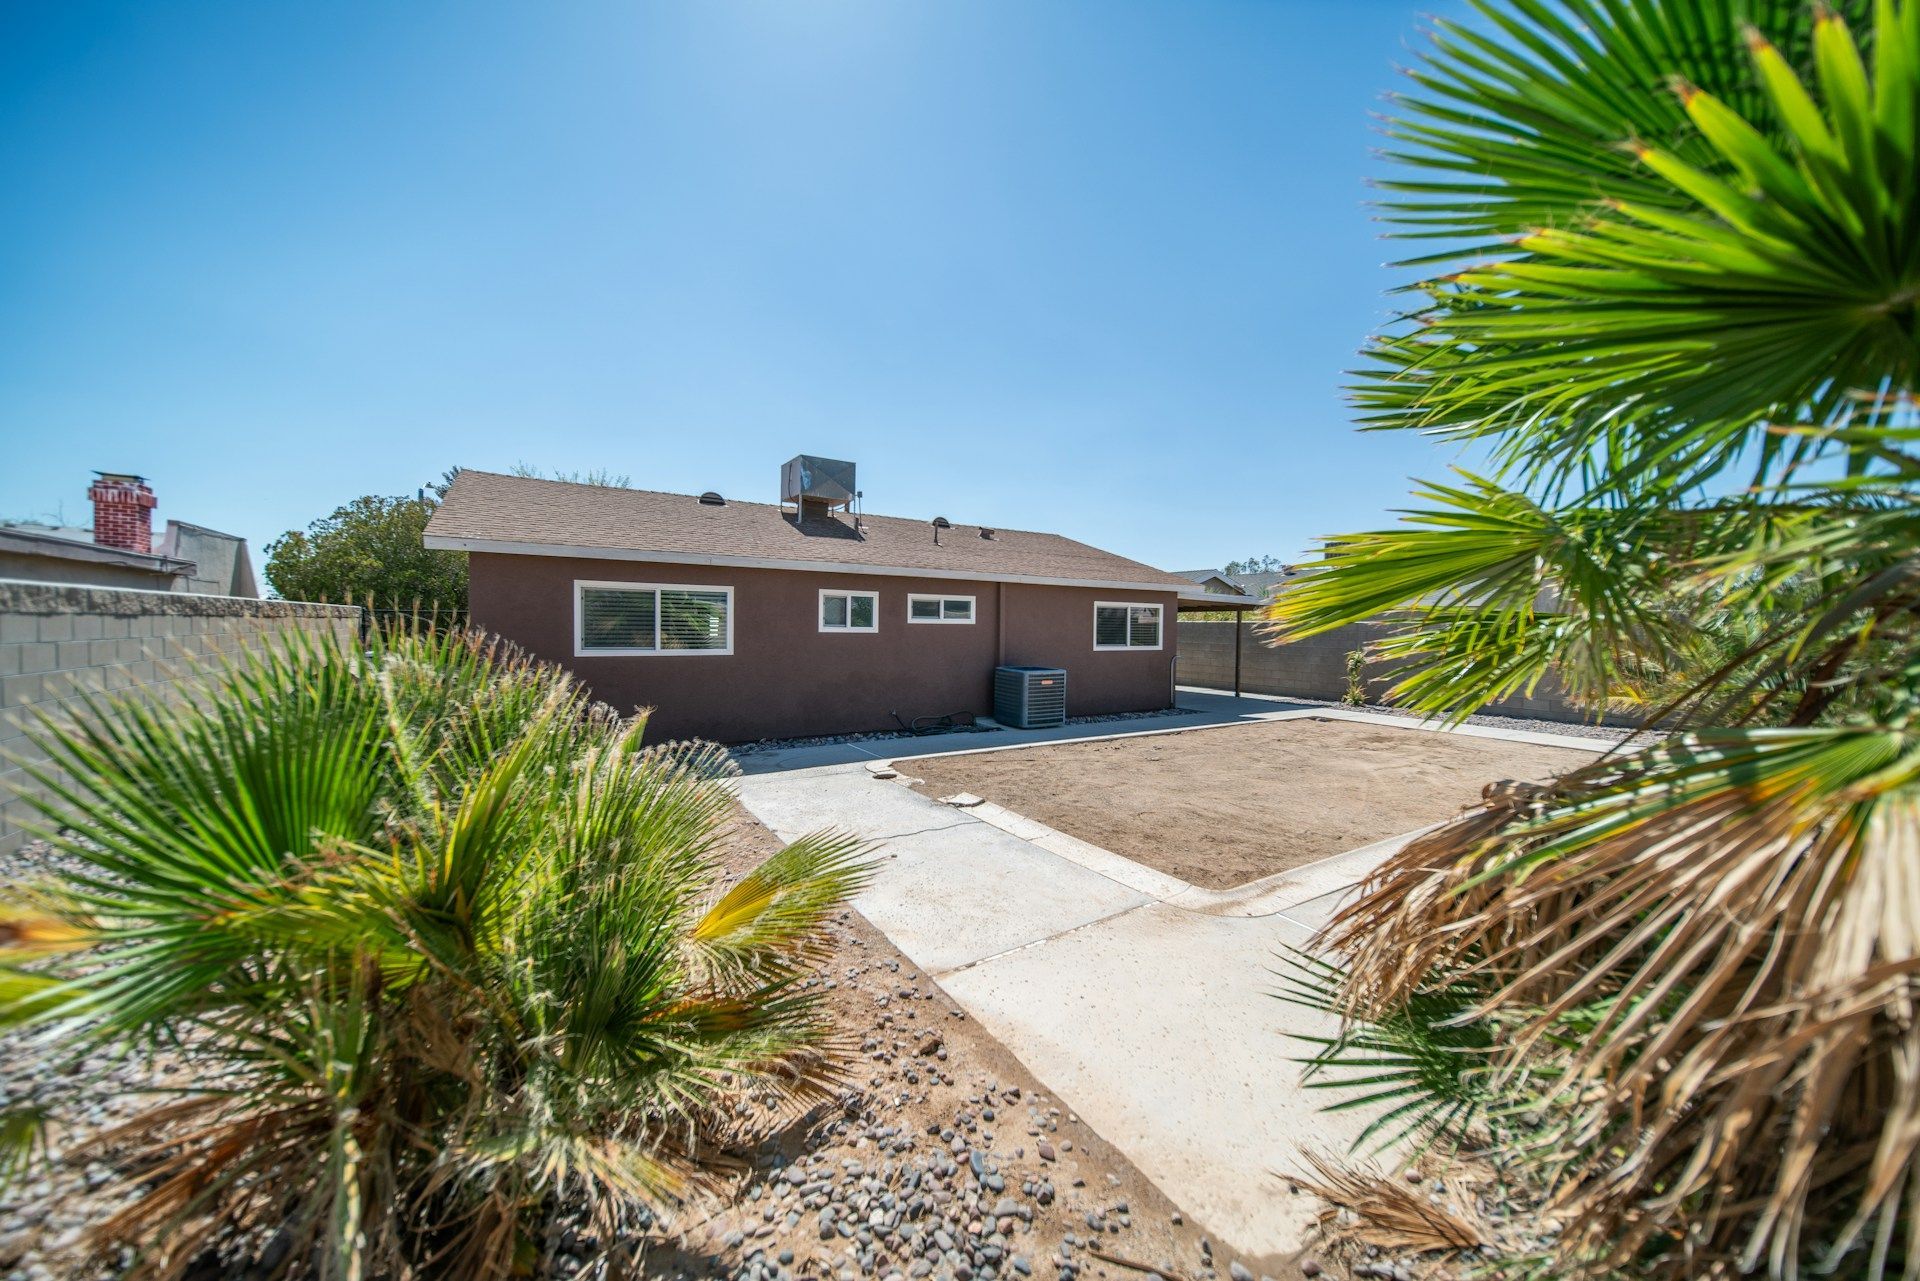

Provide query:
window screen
left=660, top=589, right=730, bottom=650
left=1095, top=603, right=1161, bottom=649
left=577, top=584, right=729, bottom=653
left=820, top=591, right=878, bottom=631
left=581, top=586, right=658, bottom=650
left=909, top=595, right=974, bottom=623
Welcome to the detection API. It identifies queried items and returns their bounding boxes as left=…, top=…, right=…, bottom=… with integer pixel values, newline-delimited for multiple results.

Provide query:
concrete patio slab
left=731, top=699, right=1612, bottom=1261
left=857, top=821, right=1152, bottom=973
left=937, top=903, right=1359, bottom=1258
left=730, top=762, right=972, bottom=842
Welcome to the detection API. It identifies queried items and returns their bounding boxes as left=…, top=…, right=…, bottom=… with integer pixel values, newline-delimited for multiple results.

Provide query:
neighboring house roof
left=1174, top=568, right=1248, bottom=595
left=0, top=525, right=194, bottom=579
left=1227, top=569, right=1299, bottom=598
left=160, top=521, right=260, bottom=598
left=426, top=470, right=1204, bottom=595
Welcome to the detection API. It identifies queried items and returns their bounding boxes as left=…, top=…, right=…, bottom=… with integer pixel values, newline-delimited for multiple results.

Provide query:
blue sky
left=1, top=0, right=1474, bottom=578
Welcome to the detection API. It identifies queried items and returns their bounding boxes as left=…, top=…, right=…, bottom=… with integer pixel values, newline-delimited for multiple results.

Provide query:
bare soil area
left=904, top=718, right=1600, bottom=891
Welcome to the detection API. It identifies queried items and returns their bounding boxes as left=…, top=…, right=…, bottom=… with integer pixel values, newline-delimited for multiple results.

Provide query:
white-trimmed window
left=1093, top=601, right=1163, bottom=651
left=907, top=594, right=975, bottom=624
left=819, top=589, right=879, bottom=633
left=575, top=581, right=733, bottom=656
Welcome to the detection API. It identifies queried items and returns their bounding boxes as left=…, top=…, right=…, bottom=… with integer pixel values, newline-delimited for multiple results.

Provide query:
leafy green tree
left=1222, top=554, right=1288, bottom=575
left=265, top=492, right=467, bottom=608
left=1, top=626, right=866, bottom=1279
left=1274, top=1, right=1920, bottom=1277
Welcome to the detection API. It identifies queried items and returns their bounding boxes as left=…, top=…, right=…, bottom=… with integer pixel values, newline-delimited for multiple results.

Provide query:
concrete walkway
left=733, top=695, right=1609, bottom=1261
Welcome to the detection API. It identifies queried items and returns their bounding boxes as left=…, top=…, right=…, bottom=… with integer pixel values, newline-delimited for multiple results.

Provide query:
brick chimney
left=88, top=472, right=157, bottom=553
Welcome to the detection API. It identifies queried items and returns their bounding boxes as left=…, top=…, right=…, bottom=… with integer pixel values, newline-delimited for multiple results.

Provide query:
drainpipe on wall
left=995, top=582, right=1006, bottom=667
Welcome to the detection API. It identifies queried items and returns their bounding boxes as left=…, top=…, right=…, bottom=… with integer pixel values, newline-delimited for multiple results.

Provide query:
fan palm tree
left=1271, top=1, right=1920, bottom=1277
left=0, top=626, right=867, bottom=1280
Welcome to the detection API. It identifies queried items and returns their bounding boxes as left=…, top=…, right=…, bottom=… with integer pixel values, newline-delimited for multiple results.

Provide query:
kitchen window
left=819, top=589, right=879, bottom=633
left=907, top=594, right=975, bottom=624
left=575, top=581, right=733, bottom=655
left=1093, top=602, right=1162, bottom=650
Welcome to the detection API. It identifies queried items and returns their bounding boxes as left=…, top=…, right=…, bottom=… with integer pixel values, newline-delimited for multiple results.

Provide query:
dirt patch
left=903, top=718, right=1599, bottom=891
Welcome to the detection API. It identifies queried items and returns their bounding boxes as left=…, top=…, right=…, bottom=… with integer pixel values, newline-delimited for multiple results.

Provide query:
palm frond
left=1322, top=724, right=1920, bottom=1276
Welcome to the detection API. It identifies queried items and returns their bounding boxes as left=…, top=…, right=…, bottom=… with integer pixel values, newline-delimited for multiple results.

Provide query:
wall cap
left=0, top=579, right=361, bottom=620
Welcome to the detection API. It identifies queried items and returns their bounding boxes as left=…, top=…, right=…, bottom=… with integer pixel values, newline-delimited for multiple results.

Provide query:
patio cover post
left=1233, top=616, right=1242, bottom=697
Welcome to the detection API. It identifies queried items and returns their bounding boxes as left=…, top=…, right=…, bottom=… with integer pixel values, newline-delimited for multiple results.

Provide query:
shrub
left=0, top=626, right=866, bottom=1280
left=1340, top=650, right=1367, bottom=706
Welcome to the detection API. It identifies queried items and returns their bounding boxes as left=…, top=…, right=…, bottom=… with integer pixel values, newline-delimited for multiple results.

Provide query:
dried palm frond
left=1322, top=726, right=1920, bottom=1277
left=1291, top=1149, right=1489, bottom=1254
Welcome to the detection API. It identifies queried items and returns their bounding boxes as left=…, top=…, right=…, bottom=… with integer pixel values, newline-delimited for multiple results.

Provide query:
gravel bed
left=730, top=726, right=1004, bottom=758
left=1060, top=709, right=1192, bottom=728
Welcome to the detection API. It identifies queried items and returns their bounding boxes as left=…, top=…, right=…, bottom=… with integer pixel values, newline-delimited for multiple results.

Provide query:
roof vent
left=979, top=527, right=996, bottom=540
left=931, top=515, right=952, bottom=546
left=697, top=491, right=726, bottom=506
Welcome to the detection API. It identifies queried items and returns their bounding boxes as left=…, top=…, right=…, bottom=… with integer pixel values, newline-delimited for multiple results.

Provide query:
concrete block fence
left=0, top=580, right=361, bottom=856
left=1176, top=618, right=1618, bottom=726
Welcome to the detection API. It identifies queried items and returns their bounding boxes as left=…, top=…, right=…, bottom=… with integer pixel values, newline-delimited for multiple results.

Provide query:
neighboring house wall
left=1175, top=618, right=1618, bottom=726
left=0, top=580, right=360, bottom=856
left=469, top=552, right=1178, bottom=743
left=0, top=549, right=181, bottom=590
left=161, top=522, right=260, bottom=597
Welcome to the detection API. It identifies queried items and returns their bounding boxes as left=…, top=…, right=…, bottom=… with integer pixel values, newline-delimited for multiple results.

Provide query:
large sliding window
left=1093, top=601, right=1163, bottom=651
left=575, top=581, right=733, bottom=656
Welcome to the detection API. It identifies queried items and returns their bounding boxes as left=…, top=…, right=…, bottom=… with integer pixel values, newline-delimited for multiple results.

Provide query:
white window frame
left=818, top=588, right=881, bottom=633
left=573, top=580, right=734, bottom=657
left=1093, top=601, right=1164, bottom=651
left=907, top=593, right=977, bottom=625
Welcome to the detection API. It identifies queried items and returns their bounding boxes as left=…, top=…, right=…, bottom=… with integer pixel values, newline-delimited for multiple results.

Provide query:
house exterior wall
left=468, top=552, right=1178, bottom=743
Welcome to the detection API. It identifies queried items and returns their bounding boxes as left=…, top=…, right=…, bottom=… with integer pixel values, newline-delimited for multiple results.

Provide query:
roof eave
left=0, top=529, right=195, bottom=575
left=1177, top=589, right=1264, bottom=609
left=426, top=535, right=1190, bottom=596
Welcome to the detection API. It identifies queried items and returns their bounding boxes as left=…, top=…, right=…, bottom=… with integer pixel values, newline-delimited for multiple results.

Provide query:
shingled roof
left=425, top=471, right=1200, bottom=594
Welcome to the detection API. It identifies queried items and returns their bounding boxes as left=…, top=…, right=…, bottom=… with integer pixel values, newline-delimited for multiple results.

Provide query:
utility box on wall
left=993, top=665, right=1067, bottom=729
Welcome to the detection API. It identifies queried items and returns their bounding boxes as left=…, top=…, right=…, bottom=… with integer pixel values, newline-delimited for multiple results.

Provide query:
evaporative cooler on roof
left=993, top=666, right=1067, bottom=729
left=781, top=455, right=857, bottom=516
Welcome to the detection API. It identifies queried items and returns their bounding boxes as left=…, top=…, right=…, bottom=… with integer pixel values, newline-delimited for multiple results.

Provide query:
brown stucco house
left=424, top=459, right=1238, bottom=743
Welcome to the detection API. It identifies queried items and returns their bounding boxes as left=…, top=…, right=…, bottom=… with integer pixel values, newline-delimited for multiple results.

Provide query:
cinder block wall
left=1176, top=619, right=1618, bottom=726
left=0, top=580, right=361, bottom=856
